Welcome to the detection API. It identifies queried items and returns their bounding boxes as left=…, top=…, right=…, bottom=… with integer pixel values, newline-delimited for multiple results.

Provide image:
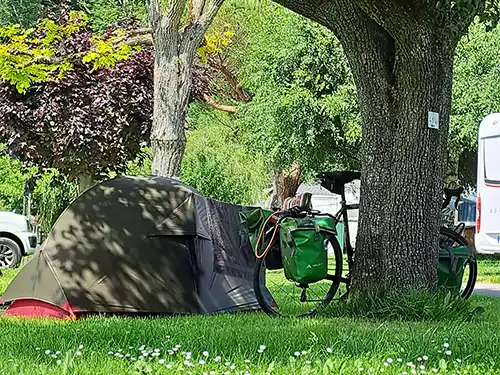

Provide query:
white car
left=0, top=211, right=39, bottom=269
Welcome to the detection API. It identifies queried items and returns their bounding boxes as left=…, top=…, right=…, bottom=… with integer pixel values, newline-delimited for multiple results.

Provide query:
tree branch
left=166, top=0, right=188, bottom=30
left=187, top=0, right=206, bottom=24
left=199, top=0, right=224, bottom=30
left=206, top=58, right=250, bottom=102
left=147, top=0, right=161, bottom=29
left=202, top=93, right=237, bottom=113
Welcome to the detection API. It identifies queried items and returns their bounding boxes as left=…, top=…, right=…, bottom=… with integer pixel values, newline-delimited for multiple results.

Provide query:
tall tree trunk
left=349, top=35, right=456, bottom=296
left=148, top=0, right=225, bottom=177
left=151, top=18, right=201, bottom=177
left=273, top=0, right=475, bottom=297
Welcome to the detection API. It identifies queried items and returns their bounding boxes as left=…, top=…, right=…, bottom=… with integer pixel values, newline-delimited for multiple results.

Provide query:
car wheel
left=0, top=237, right=22, bottom=269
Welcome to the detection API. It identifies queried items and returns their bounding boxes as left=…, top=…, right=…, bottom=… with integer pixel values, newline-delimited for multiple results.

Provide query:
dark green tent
left=1, top=176, right=270, bottom=318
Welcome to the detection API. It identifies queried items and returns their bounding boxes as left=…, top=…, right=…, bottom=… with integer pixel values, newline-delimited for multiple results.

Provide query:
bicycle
left=252, top=171, right=478, bottom=317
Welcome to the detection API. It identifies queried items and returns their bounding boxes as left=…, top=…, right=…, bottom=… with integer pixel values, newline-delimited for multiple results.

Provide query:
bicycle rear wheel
left=439, top=226, right=477, bottom=299
left=253, top=234, right=343, bottom=317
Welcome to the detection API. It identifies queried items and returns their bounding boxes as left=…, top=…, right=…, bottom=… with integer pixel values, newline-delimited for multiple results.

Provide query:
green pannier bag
left=437, top=245, right=470, bottom=294
left=239, top=207, right=273, bottom=250
left=279, top=216, right=335, bottom=284
left=239, top=207, right=283, bottom=270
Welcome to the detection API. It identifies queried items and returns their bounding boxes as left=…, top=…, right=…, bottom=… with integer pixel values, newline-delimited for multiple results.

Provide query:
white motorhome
left=475, top=113, right=500, bottom=254
left=0, top=211, right=38, bottom=268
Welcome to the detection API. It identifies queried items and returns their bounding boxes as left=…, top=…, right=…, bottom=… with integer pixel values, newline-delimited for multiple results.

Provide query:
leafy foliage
left=0, top=0, right=81, bottom=28
left=0, top=144, right=77, bottom=230
left=181, top=104, right=268, bottom=204
left=233, top=4, right=361, bottom=178
left=0, top=144, right=34, bottom=211
left=0, top=9, right=137, bottom=93
left=78, top=0, right=148, bottom=33
left=32, top=169, right=78, bottom=229
left=0, top=12, right=153, bottom=180
left=448, top=22, right=500, bottom=187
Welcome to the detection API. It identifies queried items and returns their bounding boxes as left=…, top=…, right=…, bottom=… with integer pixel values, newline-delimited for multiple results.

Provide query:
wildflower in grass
left=199, top=360, right=206, bottom=365
left=108, top=351, right=114, bottom=355
left=445, top=350, right=452, bottom=356
left=301, top=351, right=306, bottom=355
left=443, top=343, right=449, bottom=348
left=174, top=347, right=180, bottom=352
left=358, top=368, right=364, bottom=372
left=397, top=359, right=403, bottom=363
left=35, top=347, right=40, bottom=351
left=166, top=364, right=172, bottom=369
left=411, top=370, right=417, bottom=375
left=75, top=351, right=82, bottom=356
left=139, top=345, right=145, bottom=350
left=159, top=359, right=165, bottom=365
left=224, top=372, right=230, bottom=375
left=56, top=360, right=62, bottom=365
left=230, top=364, right=236, bottom=370
left=51, top=354, right=57, bottom=359
left=294, top=352, right=301, bottom=357
left=152, top=352, right=161, bottom=357
left=420, top=365, right=425, bottom=370
left=203, top=351, right=210, bottom=357
left=78, top=345, right=84, bottom=350
left=387, top=358, right=393, bottom=364
left=175, top=344, right=182, bottom=348
left=407, top=362, right=415, bottom=367
left=403, top=372, right=408, bottom=375
left=259, top=345, right=266, bottom=351
left=244, top=359, right=250, bottom=364
left=457, top=359, right=462, bottom=363
left=168, top=350, right=175, bottom=355
left=45, top=350, right=51, bottom=355
left=418, top=357, right=422, bottom=362
left=383, top=362, right=388, bottom=367
left=131, top=357, right=137, bottom=361
left=257, top=349, right=264, bottom=353
left=423, top=356, right=429, bottom=361
left=215, top=356, right=222, bottom=362
left=210, top=371, right=216, bottom=375
left=326, top=348, right=333, bottom=354
left=432, top=369, right=438, bottom=373
left=306, top=360, right=311, bottom=365
left=225, top=362, right=231, bottom=366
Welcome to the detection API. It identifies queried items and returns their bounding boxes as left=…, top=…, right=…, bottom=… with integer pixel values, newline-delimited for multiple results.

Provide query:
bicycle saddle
left=316, top=171, right=361, bottom=195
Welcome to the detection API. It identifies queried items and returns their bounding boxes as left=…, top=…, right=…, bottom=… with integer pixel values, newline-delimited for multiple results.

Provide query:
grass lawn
left=1, top=265, right=500, bottom=375
left=476, top=258, right=500, bottom=284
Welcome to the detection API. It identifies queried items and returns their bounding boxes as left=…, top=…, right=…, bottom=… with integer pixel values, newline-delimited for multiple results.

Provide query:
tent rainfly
left=1, top=176, right=271, bottom=318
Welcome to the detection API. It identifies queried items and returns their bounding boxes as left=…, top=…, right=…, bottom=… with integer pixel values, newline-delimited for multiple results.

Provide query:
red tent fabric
left=3, top=299, right=76, bottom=319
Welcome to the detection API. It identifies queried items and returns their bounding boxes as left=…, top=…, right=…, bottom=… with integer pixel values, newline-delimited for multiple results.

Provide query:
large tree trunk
left=273, top=0, right=476, bottom=297
left=349, top=35, right=456, bottom=296
left=151, top=18, right=201, bottom=177
left=148, top=0, right=224, bottom=177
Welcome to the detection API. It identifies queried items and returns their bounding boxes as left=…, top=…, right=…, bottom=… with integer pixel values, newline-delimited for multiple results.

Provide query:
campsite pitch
left=2, top=244, right=500, bottom=374
left=1, top=290, right=500, bottom=374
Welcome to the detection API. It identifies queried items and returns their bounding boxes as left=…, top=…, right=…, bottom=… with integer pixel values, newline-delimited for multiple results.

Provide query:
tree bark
left=272, top=0, right=473, bottom=297
left=270, top=163, right=302, bottom=210
left=150, top=17, right=199, bottom=177
left=148, top=0, right=224, bottom=177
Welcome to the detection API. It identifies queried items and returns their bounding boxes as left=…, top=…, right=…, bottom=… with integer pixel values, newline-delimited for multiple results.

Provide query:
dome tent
left=1, top=176, right=269, bottom=318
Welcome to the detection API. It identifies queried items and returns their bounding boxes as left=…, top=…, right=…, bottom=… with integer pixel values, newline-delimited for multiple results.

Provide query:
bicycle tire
left=253, top=234, right=343, bottom=317
left=439, top=226, right=477, bottom=299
